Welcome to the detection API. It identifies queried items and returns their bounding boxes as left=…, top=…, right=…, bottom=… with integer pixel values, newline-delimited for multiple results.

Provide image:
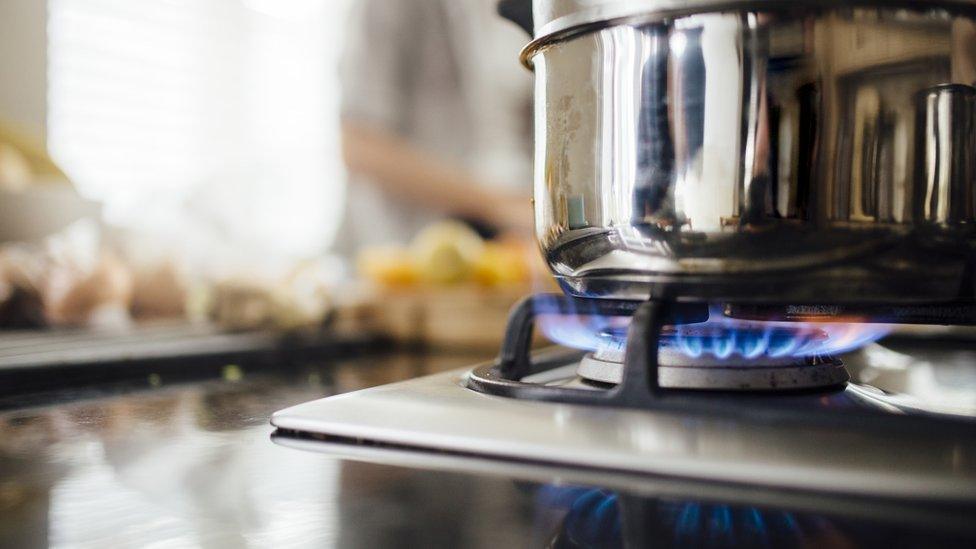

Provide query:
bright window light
left=47, top=0, right=348, bottom=260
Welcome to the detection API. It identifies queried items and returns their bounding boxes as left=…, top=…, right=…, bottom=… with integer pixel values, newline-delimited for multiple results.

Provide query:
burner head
left=578, top=327, right=849, bottom=391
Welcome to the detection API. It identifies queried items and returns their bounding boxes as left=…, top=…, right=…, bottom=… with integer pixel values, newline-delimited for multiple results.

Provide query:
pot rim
left=521, top=0, right=976, bottom=69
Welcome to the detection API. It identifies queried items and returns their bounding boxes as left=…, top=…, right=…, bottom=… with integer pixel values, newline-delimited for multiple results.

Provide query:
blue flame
left=536, top=313, right=626, bottom=351
left=546, top=488, right=621, bottom=546
left=670, top=323, right=888, bottom=359
left=537, top=301, right=889, bottom=360
left=535, top=486, right=848, bottom=548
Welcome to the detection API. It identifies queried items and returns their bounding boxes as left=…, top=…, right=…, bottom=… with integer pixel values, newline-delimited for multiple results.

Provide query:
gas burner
left=577, top=327, right=848, bottom=391
left=274, top=290, right=976, bottom=500
left=467, top=293, right=976, bottom=415
left=466, top=294, right=892, bottom=412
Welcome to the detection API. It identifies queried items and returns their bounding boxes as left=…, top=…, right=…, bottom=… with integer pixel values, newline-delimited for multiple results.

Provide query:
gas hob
left=272, top=347, right=976, bottom=498
left=272, top=293, right=976, bottom=504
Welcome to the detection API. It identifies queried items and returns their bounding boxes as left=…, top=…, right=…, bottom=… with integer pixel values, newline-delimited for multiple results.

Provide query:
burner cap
left=579, top=325, right=848, bottom=391
left=578, top=350, right=849, bottom=391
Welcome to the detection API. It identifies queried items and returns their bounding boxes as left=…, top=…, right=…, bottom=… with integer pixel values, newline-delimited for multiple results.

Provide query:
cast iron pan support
left=619, top=299, right=669, bottom=400
left=483, top=293, right=704, bottom=407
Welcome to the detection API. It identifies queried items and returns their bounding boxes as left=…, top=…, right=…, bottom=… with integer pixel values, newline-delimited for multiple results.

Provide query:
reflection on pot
left=528, top=6, right=976, bottom=303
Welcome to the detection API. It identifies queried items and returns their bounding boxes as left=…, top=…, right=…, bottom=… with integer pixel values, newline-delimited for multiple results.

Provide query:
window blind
left=47, top=0, right=347, bottom=257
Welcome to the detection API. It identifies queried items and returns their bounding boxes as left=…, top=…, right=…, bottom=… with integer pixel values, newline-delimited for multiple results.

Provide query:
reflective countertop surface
left=0, top=349, right=974, bottom=548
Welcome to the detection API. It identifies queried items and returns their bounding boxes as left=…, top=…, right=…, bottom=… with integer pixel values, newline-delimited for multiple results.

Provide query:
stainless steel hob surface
left=7, top=349, right=973, bottom=547
left=0, top=353, right=491, bottom=547
left=273, top=341, right=976, bottom=500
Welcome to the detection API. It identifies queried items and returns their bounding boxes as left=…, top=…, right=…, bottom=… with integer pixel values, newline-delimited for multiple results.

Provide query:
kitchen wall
left=0, top=0, right=47, bottom=141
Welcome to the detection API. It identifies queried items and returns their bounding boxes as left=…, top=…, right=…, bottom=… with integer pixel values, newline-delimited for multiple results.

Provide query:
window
left=47, top=0, right=348, bottom=259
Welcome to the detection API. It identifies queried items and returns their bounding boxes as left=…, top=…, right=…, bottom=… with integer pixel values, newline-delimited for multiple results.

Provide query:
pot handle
left=497, top=0, right=533, bottom=36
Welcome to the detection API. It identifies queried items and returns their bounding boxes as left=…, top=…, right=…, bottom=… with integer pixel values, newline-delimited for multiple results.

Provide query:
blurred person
left=336, top=0, right=534, bottom=255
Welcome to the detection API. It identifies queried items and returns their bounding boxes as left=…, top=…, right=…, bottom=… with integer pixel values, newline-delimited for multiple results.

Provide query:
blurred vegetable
left=357, top=246, right=420, bottom=287
left=0, top=221, right=133, bottom=328
left=472, top=241, right=531, bottom=287
left=0, top=263, right=45, bottom=329
left=358, top=220, right=537, bottom=289
left=47, top=252, right=133, bottom=327
left=410, top=221, right=484, bottom=284
left=130, top=261, right=187, bottom=320
left=207, top=260, right=334, bottom=332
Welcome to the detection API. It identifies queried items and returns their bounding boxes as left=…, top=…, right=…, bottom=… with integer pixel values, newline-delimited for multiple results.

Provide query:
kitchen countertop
left=0, top=350, right=974, bottom=548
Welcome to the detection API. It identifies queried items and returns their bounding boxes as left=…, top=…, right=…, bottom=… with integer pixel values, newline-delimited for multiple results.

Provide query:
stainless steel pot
left=500, top=0, right=976, bottom=304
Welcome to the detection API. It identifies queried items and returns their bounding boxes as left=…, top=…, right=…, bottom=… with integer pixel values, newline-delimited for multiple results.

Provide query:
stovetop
left=272, top=339, right=976, bottom=502
left=1, top=345, right=971, bottom=547
left=268, top=291, right=976, bottom=545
